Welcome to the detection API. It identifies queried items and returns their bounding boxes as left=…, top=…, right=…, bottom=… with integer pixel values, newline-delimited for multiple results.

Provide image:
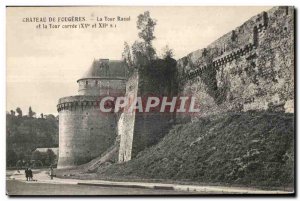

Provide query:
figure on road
left=24, top=168, right=29, bottom=181
left=28, top=168, right=33, bottom=181
left=49, top=167, right=54, bottom=180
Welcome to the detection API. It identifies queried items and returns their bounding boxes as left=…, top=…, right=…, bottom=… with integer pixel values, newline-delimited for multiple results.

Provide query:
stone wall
left=177, top=6, right=294, bottom=119
left=77, top=78, right=126, bottom=96
left=118, top=71, right=175, bottom=162
left=118, top=72, right=139, bottom=162
left=57, top=96, right=117, bottom=169
left=130, top=112, right=173, bottom=157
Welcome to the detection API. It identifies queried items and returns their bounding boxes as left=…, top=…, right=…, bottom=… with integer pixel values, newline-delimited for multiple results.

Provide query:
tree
left=16, top=160, right=24, bottom=168
left=16, top=107, right=22, bottom=117
left=121, top=11, right=178, bottom=97
left=46, top=149, right=56, bottom=166
left=131, top=41, right=148, bottom=68
left=46, top=114, right=56, bottom=121
left=137, top=11, right=157, bottom=44
left=7, top=149, right=18, bottom=167
left=161, top=45, right=174, bottom=59
left=122, top=42, right=133, bottom=68
left=28, top=106, right=36, bottom=118
left=6, top=110, right=59, bottom=168
left=10, top=110, right=15, bottom=116
left=18, top=152, right=25, bottom=161
left=136, top=11, right=157, bottom=62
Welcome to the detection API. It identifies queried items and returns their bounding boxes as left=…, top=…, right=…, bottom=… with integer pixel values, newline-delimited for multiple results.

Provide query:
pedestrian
left=28, top=168, right=33, bottom=181
left=49, top=166, right=54, bottom=180
left=25, top=168, right=29, bottom=181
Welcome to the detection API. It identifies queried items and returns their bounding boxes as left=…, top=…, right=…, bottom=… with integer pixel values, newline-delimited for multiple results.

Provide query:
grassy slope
left=97, top=112, right=294, bottom=188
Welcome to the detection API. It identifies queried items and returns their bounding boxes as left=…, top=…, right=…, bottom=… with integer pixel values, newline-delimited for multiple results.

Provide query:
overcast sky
left=6, top=6, right=271, bottom=115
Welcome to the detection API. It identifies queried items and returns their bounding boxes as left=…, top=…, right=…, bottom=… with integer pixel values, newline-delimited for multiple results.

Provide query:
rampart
left=118, top=70, right=176, bottom=162
left=177, top=6, right=294, bottom=119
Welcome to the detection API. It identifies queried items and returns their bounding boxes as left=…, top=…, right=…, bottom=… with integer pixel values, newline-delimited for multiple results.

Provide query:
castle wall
left=118, top=71, right=175, bottom=162
left=177, top=6, right=294, bottom=120
left=118, top=72, right=138, bottom=162
left=77, top=78, right=126, bottom=96
left=57, top=96, right=117, bottom=169
left=130, top=113, right=173, bottom=157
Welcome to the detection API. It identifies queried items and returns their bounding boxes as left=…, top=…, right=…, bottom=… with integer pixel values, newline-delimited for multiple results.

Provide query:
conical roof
left=81, top=59, right=127, bottom=79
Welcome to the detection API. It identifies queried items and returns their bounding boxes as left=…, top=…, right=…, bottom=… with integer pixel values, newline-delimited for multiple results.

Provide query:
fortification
left=118, top=70, right=176, bottom=162
left=58, top=7, right=294, bottom=168
left=177, top=6, right=294, bottom=120
left=57, top=59, right=127, bottom=169
left=118, top=72, right=139, bottom=162
left=118, top=6, right=294, bottom=163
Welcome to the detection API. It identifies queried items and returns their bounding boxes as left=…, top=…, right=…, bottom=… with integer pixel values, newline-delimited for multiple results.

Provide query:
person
left=25, top=168, right=29, bottom=181
left=49, top=167, right=54, bottom=180
left=28, top=168, right=33, bottom=181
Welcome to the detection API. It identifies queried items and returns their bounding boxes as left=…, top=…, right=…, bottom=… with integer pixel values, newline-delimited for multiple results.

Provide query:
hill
left=6, top=113, right=59, bottom=167
left=95, top=111, right=294, bottom=188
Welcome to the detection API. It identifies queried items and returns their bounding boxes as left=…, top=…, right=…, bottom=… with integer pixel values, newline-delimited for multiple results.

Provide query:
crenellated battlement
left=57, top=96, right=101, bottom=112
left=179, top=6, right=293, bottom=82
left=177, top=6, right=294, bottom=118
left=181, top=42, right=258, bottom=82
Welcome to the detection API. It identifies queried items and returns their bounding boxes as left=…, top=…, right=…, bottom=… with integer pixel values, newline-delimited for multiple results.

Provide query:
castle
left=57, top=59, right=127, bottom=169
left=57, top=6, right=294, bottom=169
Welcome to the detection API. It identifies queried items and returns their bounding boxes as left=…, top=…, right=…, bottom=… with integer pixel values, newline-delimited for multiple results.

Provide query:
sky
left=6, top=6, right=272, bottom=115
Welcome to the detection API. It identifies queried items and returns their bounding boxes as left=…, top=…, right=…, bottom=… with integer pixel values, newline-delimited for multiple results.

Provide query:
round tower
left=57, top=59, right=127, bottom=169
left=77, top=59, right=126, bottom=96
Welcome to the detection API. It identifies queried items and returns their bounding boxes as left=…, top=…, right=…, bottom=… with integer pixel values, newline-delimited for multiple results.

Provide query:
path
left=6, top=169, right=292, bottom=195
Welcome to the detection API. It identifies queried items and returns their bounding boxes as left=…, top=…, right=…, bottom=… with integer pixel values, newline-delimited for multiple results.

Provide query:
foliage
left=121, top=11, right=178, bottom=95
left=122, top=42, right=133, bottom=70
left=122, top=11, right=157, bottom=68
left=137, top=11, right=157, bottom=44
left=46, top=149, right=56, bottom=165
left=161, top=45, right=174, bottom=59
left=7, top=149, right=18, bottom=167
left=10, top=110, right=15, bottom=116
left=6, top=112, right=58, bottom=167
left=16, top=107, right=22, bottom=117
left=31, top=149, right=56, bottom=167
left=136, top=11, right=157, bottom=62
left=28, top=106, right=36, bottom=118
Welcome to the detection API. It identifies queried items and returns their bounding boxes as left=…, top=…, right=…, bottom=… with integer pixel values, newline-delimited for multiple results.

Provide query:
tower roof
left=81, top=59, right=127, bottom=79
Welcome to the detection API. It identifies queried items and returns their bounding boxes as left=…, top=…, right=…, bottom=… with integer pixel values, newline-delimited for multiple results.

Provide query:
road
left=6, top=180, right=195, bottom=195
left=6, top=169, right=196, bottom=195
left=6, top=169, right=291, bottom=195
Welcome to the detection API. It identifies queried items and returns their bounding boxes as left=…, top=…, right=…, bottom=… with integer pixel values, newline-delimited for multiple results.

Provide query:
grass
left=57, top=111, right=294, bottom=189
